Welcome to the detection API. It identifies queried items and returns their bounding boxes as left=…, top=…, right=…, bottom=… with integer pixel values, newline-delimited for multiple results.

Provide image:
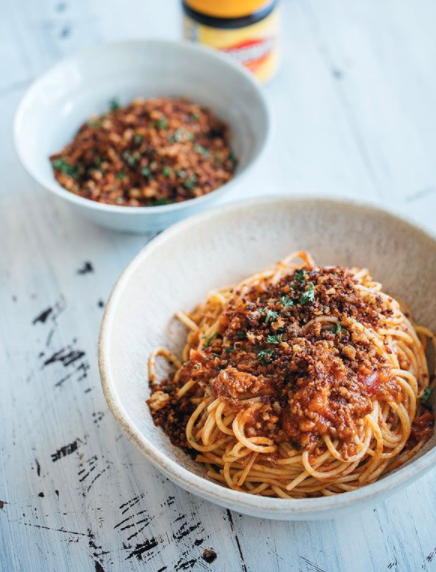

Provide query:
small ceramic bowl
left=14, top=40, right=270, bottom=233
left=99, top=197, right=436, bottom=520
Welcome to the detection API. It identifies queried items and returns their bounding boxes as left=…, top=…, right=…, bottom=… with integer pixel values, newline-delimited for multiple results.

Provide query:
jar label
left=183, top=9, right=280, bottom=83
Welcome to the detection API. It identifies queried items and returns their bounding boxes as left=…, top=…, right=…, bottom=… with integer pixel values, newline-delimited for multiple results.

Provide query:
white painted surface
left=1, top=0, right=436, bottom=570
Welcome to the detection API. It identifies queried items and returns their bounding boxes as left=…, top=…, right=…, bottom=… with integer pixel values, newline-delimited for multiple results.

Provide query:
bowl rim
left=98, top=195, right=436, bottom=517
left=13, top=39, right=270, bottom=216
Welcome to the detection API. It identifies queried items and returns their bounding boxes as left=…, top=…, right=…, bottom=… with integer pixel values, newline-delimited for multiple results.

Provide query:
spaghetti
left=147, top=251, right=435, bottom=498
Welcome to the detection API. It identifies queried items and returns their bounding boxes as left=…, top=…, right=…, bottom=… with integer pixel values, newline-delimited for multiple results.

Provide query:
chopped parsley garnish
left=156, top=117, right=168, bottom=130
left=225, top=346, right=235, bottom=354
left=88, top=119, right=101, bottom=128
left=51, top=158, right=80, bottom=179
left=94, top=157, right=102, bottom=168
left=152, top=198, right=169, bottom=206
left=123, top=151, right=138, bottom=167
left=134, top=133, right=144, bottom=144
left=183, top=175, right=197, bottom=190
left=202, top=332, right=219, bottom=348
left=141, top=166, right=153, bottom=179
left=294, top=269, right=307, bottom=283
left=422, top=386, right=433, bottom=407
left=280, top=295, right=294, bottom=309
left=191, top=112, right=200, bottom=121
left=212, top=353, right=221, bottom=359
left=169, top=129, right=195, bottom=143
left=176, top=169, right=187, bottom=179
left=265, top=310, right=279, bottom=323
left=257, top=348, right=275, bottom=365
left=333, top=322, right=344, bottom=334
left=300, top=282, right=315, bottom=305
left=194, top=144, right=210, bottom=157
left=116, top=170, right=125, bottom=180
left=228, top=152, right=238, bottom=169
left=109, top=98, right=120, bottom=112
left=162, top=166, right=172, bottom=177
left=235, top=331, right=247, bottom=339
left=266, top=334, right=283, bottom=345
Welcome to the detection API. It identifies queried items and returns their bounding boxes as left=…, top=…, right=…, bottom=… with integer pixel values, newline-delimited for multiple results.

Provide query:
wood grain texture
left=1, top=0, right=436, bottom=570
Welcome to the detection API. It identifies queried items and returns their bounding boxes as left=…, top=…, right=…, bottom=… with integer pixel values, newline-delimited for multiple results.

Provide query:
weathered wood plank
left=1, top=0, right=436, bottom=571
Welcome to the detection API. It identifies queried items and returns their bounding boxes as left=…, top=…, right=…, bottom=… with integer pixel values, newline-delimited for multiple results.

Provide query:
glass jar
left=182, top=0, right=280, bottom=83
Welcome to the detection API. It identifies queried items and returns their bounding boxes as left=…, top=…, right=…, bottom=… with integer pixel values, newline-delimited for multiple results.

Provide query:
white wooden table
left=2, top=1, right=436, bottom=570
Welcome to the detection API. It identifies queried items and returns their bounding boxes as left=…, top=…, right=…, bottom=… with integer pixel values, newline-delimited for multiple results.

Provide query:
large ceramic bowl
left=14, top=40, right=269, bottom=233
left=99, top=197, right=436, bottom=519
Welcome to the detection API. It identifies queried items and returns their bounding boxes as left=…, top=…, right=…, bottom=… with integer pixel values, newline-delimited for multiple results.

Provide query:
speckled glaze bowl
left=99, top=197, right=436, bottom=520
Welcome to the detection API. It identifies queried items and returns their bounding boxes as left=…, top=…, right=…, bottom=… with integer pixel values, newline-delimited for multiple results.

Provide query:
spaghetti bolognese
left=147, top=251, right=435, bottom=498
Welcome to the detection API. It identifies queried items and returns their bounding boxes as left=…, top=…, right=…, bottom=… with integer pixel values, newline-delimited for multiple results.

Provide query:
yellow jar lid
left=184, top=0, right=272, bottom=19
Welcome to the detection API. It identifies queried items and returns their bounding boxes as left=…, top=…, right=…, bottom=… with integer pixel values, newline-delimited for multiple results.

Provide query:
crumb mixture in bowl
left=50, top=97, right=237, bottom=207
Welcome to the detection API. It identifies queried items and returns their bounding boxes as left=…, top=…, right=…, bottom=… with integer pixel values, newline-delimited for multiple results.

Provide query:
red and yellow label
left=183, top=9, right=280, bottom=83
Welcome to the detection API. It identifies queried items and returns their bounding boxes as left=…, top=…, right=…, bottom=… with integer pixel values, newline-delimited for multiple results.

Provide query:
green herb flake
left=116, top=171, right=125, bottom=180
left=194, top=144, right=210, bottom=157
left=183, top=174, right=197, bottom=191
left=162, top=166, right=172, bottom=177
left=191, top=112, right=200, bottom=121
left=225, top=346, right=234, bottom=354
left=169, top=129, right=194, bottom=143
left=332, top=322, right=344, bottom=334
left=228, top=152, right=238, bottom=169
left=152, top=198, right=169, bottom=206
left=257, top=348, right=275, bottom=365
left=212, top=353, right=221, bottom=359
left=280, top=295, right=294, bottom=309
left=156, top=117, right=168, bottom=130
left=176, top=169, right=187, bottom=179
left=265, top=310, right=279, bottom=323
left=51, top=158, right=80, bottom=179
left=266, top=334, right=283, bottom=345
left=141, top=166, right=152, bottom=179
left=134, top=133, right=144, bottom=144
left=294, top=269, right=307, bottom=283
left=123, top=151, right=137, bottom=167
left=235, top=331, right=247, bottom=340
left=168, top=132, right=178, bottom=143
left=300, top=282, right=316, bottom=306
left=88, top=119, right=101, bottom=128
left=422, top=386, right=433, bottom=406
left=202, top=332, right=219, bottom=348
left=109, top=98, right=120, bottom=112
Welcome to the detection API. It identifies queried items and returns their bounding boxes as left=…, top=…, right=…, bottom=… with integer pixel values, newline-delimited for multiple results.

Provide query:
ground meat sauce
left=405, top=411, right=434, bottom=450
left=148, top=386, right=196, bottom=453
left=148, top=265, right=410, bottom=458
left=50, top=97, right=237, bottom=207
